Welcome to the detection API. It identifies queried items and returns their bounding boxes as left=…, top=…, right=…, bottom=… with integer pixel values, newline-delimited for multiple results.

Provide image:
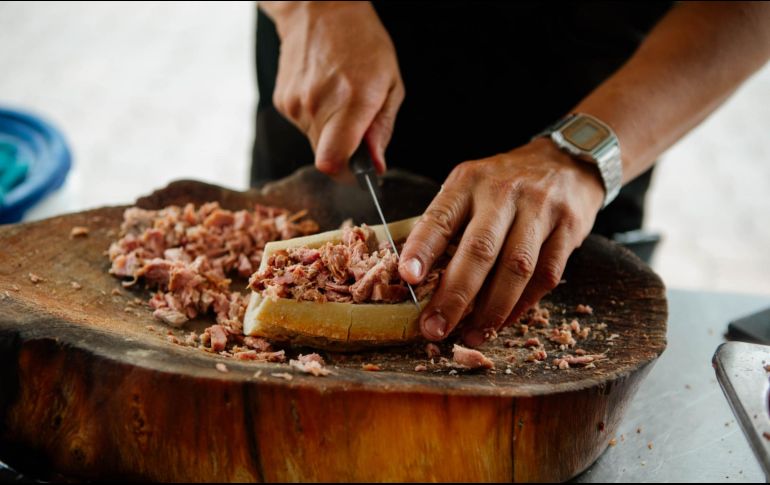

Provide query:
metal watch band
left=534, top=114, right=623, bottom=209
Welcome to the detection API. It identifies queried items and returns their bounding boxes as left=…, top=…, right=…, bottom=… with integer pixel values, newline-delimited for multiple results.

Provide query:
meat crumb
left=636, top=427, right=642, bottom=434
left=215, top=363, right=229, bottom=373
left=414, top=364, right=428, bottom=372
left=70, top=226, right=90, bottom=238
left=763, top=432, right=770, bottom=441
left=166, top=335, right=180, bottom=345
left=526, top=349, right=548, bottom=362
left=111, top=288, right=122, bottom=296
left=425, top=343, right=441, bottom=359
left=647, top=442, right=653, bottom=450
left=362, top=363, right=382, bottom=372
left=298, top=353, right=325, bottom=365
left=452, top=344, right=495, bottom=370
left=71, top=281, right=82, bottom=290
left=524, top=337, right=541, bottom=348
left=764, top=364, right=770, bottom=372
left=290, top=357, right=331, bottom=377
left=576, top=304, right=593, bottom=315
left=609, top=438, right=617, bottom=447
left=28, top=273, right=44, bottom=284
left=272, top=372, right=293, bottom=380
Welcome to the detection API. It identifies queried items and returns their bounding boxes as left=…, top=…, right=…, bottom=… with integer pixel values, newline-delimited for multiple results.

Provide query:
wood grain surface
left=0, top=168, right=667, bottom=482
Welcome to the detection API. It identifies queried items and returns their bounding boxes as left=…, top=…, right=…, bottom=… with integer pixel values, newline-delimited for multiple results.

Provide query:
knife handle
left=349, top=142, right=382, bottom=197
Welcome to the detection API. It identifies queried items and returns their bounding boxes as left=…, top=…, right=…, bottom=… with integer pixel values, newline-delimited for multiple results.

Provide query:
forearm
left=574, top=1, right=770, bottom=183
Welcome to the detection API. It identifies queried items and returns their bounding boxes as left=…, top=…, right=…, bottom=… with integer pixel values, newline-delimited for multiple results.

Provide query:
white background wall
left=1, top=1, right=768, bottom=295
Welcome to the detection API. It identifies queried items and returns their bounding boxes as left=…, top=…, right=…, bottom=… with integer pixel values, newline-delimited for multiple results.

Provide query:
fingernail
left=423, top=312, right=447, bottom=340
left=463, top=327, right=487, bottom=348
left=403, top=258, right=422, bottom=280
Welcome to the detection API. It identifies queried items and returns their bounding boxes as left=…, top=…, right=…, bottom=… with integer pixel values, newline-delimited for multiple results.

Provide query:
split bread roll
left=243, top=216, right=429, bottom=349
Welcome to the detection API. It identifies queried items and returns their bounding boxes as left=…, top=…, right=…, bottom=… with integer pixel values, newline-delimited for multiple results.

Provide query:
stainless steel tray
left=714, top=341, right=770, bottom=480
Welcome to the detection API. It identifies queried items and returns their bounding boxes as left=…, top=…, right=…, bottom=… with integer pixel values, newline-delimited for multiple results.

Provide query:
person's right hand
left=261, top=1, right=404, bottom=174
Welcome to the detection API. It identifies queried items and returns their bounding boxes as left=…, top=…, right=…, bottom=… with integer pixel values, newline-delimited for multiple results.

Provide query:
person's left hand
left=398, top=137, right=606, bottom=346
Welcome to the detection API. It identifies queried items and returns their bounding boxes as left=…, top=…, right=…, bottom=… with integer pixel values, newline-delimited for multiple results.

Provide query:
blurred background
left=0, top=1, right=768, bottom=295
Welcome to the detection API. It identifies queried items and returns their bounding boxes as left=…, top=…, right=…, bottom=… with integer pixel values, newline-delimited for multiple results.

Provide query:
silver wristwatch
left=536, top=113, right=623, bottom=208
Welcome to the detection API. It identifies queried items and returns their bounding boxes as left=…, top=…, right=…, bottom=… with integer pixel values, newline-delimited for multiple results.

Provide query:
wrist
left=527, top=137, right=606, bottom=210
left=260, top=1, right=372, bottom=39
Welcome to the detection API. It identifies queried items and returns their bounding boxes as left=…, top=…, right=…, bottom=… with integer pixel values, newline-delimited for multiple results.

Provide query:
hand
left=265, top=1, right=404, bottom=174
left=398, top=138, right=606, bottom=346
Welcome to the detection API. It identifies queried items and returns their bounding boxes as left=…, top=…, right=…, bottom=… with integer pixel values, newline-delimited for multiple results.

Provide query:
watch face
left=562, top=117, right=610, bottom=151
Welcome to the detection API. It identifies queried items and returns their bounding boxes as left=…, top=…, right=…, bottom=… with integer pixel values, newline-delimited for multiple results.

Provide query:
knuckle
left=422, top=202, right=459, bottom=241
left=480, top=306, right=509, bottom=329
left=490, top=177, right=519, bottom=199
left=463, top=229, right=498, bottom=261
left=538, top=260, right=564, bottom=290
left=335, top=75, right=355, bottom=99
left=502, top=249, right=536, bottom=280
left=527, top=186, right=550, bottom=207
left=448, top=160, right=478, bottom=184
left=557, top=208, right=581, bottom=233
left=300, top=86, right=322, bottom=117
left=442, top=285, right=472, bottom=313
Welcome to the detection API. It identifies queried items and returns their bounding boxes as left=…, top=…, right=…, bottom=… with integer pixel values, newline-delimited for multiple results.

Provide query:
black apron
left=252, top=1, right=673, bottom=237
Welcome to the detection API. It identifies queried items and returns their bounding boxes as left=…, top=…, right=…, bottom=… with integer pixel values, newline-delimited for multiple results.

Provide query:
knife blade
left=349, top=143, right=420, bottom=308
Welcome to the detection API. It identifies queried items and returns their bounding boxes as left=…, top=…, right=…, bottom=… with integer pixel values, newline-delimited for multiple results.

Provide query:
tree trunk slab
left=0, top=168, right=667, bottom=482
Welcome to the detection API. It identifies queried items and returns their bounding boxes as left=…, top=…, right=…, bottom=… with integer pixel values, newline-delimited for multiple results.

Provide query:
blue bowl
left=0, top=108, right=72, bottom=224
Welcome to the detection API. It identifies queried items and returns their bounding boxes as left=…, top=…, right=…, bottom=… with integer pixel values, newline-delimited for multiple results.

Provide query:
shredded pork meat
left=249, top=225, right=445, bottom=304
left=108, top=202, right=318, bottom=350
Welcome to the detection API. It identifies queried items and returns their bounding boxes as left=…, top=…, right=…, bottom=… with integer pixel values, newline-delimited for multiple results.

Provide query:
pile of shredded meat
left=108, top=202, right=319, bottom=341
left=248, top=224, right=446, bottom=304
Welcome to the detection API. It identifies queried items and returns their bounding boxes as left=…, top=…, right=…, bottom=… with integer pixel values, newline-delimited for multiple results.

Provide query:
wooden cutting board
left=0, top=168, right=667, bottom=482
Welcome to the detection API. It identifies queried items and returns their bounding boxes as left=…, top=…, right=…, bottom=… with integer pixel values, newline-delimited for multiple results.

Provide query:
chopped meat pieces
left=425, top=343, right=441, bottom=359
left=70, top=226, right=89, bottom=238
left=524, top=337, right=541, bottom=348
left=576, top=304, right=593, bottom=315
left=526, top=349, right=548, bottom=362
left=290, top=356, right=331, bottom=377
left=108, top=202, right=318, bottom=351
left=554, top=354, right=606, bottom=369
left=207, top=325, right=228, bottom=353
left=452, top=344, right=494, bottom=370
left=71, top=281, right=82, bottom=290
left=153, top=307, right=188, bottom=328
left=362, top=363, right=382, bottom=371
left=28, top=273, right=44, bottom=284
left=249, top=224, right=448, bottom=305
left=298, top=353, right=325, bottom=365
left=414, top=364, right=428, bottom=372
left=70, top=226, right=88, bottom=239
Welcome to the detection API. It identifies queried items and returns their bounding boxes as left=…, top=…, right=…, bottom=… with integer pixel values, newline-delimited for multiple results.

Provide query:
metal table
left=576, top=289, right=770, bottom=483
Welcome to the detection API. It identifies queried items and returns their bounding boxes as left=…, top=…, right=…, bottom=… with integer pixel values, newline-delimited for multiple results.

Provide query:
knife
left=349, top=143, right=420, bottom=308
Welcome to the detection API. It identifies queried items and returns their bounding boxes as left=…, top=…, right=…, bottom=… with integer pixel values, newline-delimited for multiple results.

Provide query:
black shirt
left=252, top=1, right=673, bottom=236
